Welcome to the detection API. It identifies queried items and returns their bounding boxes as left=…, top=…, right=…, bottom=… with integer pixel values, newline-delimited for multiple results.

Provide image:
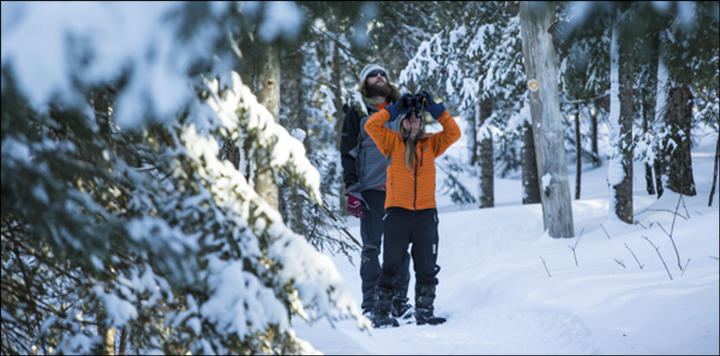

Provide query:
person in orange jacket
left=364, top=91, right=461, bottom=327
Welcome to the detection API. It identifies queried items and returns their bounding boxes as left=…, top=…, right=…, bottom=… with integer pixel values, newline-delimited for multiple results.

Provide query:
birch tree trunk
left=255, top=44, right=280, bottom=210
left=519, top=1, right=574, bottom=237
left=608, top=21, right=634, bottom=224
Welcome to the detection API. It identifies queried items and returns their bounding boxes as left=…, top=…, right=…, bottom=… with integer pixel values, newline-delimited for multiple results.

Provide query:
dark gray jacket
left=340, top=98, right=399, bottom=193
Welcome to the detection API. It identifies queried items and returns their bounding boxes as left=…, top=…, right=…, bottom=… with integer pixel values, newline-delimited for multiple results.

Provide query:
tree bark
left=330, top=43, right=348, bottom=214
left=521, top=120, right=541, bottom=204
left=590, top=105, right=599, bottom=165
left=519, top=1, right=574, bottom=237
left=610, top=22, right=634, bottom=224
left=478, top=97, right=494, bottom=208
left=709, top=132, right=719, bottom=206
left=664, top=82, right=697, bottom=196
left=255, top=44, right=281, bottom=210
left=574, top=103, right=582, bottom=200
left=642, top=99, right=656, bottom=195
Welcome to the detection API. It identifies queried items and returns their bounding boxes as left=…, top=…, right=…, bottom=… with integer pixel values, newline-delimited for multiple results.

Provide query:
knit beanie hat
left=359, top=64, right=389, bottom=82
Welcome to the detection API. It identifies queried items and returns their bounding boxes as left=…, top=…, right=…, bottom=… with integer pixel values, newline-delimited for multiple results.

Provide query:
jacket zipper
left=413, top=158, right=418, bottom=210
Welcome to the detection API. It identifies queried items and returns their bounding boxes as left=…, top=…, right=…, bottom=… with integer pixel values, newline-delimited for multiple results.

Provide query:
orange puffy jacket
left=365, top=109, right=461, bottom=211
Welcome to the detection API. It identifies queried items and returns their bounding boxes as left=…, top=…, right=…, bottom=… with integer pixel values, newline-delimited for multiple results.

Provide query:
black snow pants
left=377, top=207, right=440, bottom=289
left=360, top=190, right=411, bottom=311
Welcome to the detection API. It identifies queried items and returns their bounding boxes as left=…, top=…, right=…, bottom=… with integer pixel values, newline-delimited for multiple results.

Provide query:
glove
left=422, top=90, right=445, bottom=120
left=346, top=184, right=366, bottom=218
left=347, top=192, right=366, bottom=218
left=385, top=93, right=414, bottom=122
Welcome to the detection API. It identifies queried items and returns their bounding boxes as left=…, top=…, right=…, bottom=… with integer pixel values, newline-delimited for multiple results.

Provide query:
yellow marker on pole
left=528, top=79, right=539, bottom=92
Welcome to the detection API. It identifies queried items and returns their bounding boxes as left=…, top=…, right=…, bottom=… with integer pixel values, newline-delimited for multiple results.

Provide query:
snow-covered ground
left=294, top=116, right=719, bottom=355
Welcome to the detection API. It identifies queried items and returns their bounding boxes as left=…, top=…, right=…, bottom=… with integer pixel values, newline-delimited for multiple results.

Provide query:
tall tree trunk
left=641, top=33, right=659, bottom=196
left=642, top=99, right=656, bottom=195
left=574, top=103, right=582, bottom=200
left=710, top=132, right=719, bottom=206
left=590, top=104, right=600, bottom=166
left=330, top=43, right=348, bottom=214
left=609, top=22, right=634, bottom=224
left=469, top=105, right=480, bottom=167
left=664, top=81, right=697, bottom=196
left=521, top=120, right=541, bottom=204
left=255, top=44, right=281, bottom=210
left=519, top=1, right=574, bottom=237
left=478, top=97, right=494, bottom=208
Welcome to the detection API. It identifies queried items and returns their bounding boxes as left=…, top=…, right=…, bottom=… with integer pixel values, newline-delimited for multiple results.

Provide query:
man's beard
left=365, top=80, right=392, bottom=98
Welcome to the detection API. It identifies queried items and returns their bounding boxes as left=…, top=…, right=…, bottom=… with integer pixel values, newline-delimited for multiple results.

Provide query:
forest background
left=1, top=1, right=718, bottom=355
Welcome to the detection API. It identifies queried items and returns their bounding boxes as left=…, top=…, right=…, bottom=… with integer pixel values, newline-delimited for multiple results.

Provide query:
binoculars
left=399, top=93, right=428, bottom=117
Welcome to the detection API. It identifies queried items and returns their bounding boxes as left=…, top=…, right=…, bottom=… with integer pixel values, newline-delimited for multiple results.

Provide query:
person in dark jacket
left=340, top=63, right=412, bottom=318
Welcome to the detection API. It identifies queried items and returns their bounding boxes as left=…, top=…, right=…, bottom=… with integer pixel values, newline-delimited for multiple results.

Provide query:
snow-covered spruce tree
left=653, top=1, right=718, bottom=197
left=555, top=2, right=611, bottom=200
left=400, top=1, right=531, bottom=207
left=215, top=2, right=362, bottom=255
left=1, top=2, right=367, bottom=355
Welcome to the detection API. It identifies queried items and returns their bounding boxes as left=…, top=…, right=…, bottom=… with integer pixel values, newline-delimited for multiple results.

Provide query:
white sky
left=294, top=115, right=719, bottom=355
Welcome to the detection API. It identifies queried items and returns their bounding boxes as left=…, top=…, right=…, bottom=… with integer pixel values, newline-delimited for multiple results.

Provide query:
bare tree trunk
left=521, top=120, right=541, bottom=204
left=654, top=157, right=666, bottom=198
left=255, top=44, right=281, bottom=210
left=478, top=97, right=494, bottom=208
left=330, top=43, right=348, bottom=213
left=642, top=99, right=656, bottom=195
left=470, top=105, right=480, bottom=167
left=665, top=82, right=697, bottom=196
left=710, top=131, right=719, bottom=206
left=118, top=327, right=127, bottom=355
left=590, top=105, right=600, bottom=165
left=105, top=327, right=116, bottom=355
left=519, top=1, right=574, bottom=237
left=574, top=103, right=582, bottom=200
left=611, top=22, right=634, bottom=224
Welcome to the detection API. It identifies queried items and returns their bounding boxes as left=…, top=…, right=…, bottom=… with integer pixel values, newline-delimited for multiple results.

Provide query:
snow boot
left=371, top=286, right=399, bottom=328
left=415, top=283, right=446, bottom=326
left=391, top=292, right=414, bottom=319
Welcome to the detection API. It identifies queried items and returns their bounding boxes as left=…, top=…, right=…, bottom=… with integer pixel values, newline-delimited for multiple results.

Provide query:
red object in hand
left=347, top=193, right=365, bottom=218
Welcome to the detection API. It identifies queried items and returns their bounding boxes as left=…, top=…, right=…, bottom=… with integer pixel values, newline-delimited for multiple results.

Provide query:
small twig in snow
left=625, top=243, right=644, bottom=269
left=540, top=256, right=551, bottom=278
left=679, top=194, right=690, bottom=220
left=658, top=219, right=682, bottom=271
left=681, top=258, right=691, bottom=277
left=634, top=209, right=688, bottom=220
left=600, top=224, right=611, bottom=239
left=641, top=235, right=673, bottom=280
left=636, top=221, right=648, bottom=229
left=614, top=258, right=626, bottom=268
left=567, top=228, right=585, bottom=266
left=710, top=256, right=719, bottom=260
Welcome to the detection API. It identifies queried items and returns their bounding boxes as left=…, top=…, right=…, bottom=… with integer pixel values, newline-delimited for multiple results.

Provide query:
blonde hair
left=398, top=117, right=424, bottom=173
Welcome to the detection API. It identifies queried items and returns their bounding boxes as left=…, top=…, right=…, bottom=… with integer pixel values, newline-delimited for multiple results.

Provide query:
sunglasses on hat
left=366, top=69, right=387, bottom=79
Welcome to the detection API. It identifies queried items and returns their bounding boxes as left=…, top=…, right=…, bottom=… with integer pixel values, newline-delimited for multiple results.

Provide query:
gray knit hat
left=359, top=64, right=389, bottom=82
